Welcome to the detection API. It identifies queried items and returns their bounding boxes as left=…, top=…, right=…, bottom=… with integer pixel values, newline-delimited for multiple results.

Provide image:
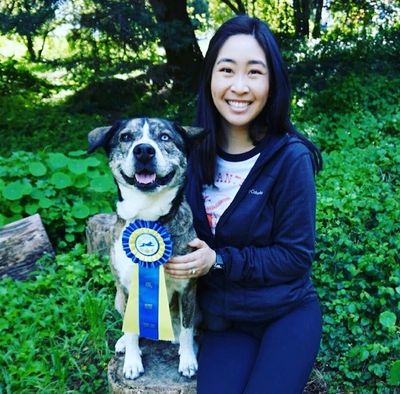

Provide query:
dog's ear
left=87, top=126, right=113, bottom=154
left=173, top=123, right=209, bottom=152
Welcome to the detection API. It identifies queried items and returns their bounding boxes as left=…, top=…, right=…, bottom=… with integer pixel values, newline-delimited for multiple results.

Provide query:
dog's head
left=88, top=118, right=206, bottom=193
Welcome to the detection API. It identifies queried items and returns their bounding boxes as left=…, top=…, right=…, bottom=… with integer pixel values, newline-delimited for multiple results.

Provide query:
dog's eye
left=160, top=133, right=171, bottom=141
left=120, top=133, right=133, bottom=143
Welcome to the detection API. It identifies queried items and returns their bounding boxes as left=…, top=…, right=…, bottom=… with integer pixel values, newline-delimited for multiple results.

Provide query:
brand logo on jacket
left=249, top=189, right=263, bottom=196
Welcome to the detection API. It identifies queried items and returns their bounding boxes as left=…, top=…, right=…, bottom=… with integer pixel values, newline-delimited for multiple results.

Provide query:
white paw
left=178, top=349, right=198, bottom=378
left=123, top=352, right=144, bottom=380
left=115, top=334, right=126, bottom=354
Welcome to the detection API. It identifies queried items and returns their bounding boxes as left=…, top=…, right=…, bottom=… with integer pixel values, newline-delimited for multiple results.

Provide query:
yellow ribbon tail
left=122, top=264, right=139, bottom=334
left=122, top=265, right=174, bottom=341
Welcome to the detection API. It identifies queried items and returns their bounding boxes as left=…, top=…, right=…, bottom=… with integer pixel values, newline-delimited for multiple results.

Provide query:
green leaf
left=50, top=172, right=72, bottom=189
left=379, top=311, right=397, bottom=328
left=25, top=204, right=39, bottom=215
left=74, top=175, right=89, bottom=189
left=65, top=234, right=75, bottom=242
left=29, top=162, right=47, bottom=177
left=68, top=150, right=86, bottom=157
left=68, top=159, right=87, bottom=175
left=2, top=181, right=25, bottom=200
left=85, top=157, right=101, bottom=167
left=10, top=203, right=23, bottom=214
left=39, top=198, right=54, bottom=209
left=90, top=175, right=115, bottom=193
left=71, top=203, right=90, bottom=219
left=389, top=360, right=400, bottom=385
left=47, top=153, right=69, bottom=170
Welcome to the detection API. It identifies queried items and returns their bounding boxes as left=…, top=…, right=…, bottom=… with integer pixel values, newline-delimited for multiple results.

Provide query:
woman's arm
left=221, top=152, right=316, bottom=285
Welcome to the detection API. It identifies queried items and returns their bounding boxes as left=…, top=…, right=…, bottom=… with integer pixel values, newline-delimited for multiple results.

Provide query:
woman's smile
left=226, top=100, right=252, bottom=111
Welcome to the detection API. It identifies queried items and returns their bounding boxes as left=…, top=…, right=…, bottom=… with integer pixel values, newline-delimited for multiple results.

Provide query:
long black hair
left=194, top=14, right=322, bottom=185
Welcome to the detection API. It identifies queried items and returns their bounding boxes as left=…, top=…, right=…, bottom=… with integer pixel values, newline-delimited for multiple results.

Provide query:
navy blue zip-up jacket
left=186, top=132, right=318, bottom=322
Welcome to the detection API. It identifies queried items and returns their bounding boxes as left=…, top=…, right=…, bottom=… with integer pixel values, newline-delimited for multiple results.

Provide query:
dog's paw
left=178, top=350, right=198, bottom=378
left=115, top=334, right=126, bottom=354
left=123, top=353, right=144, bottom=380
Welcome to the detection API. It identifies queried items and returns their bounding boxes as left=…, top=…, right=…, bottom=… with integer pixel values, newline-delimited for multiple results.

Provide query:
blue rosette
left=122, top=220, right=173, bottom=268
left=121, top=220, right=175, bottom=340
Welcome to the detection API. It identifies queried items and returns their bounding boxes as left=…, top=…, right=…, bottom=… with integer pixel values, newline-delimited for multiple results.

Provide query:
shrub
left=292, top=73, right=400, bottom=153
left=314, top=137, right=400, bottom=392
left=0, top=59, right=52, bottom=96
left=0, top=94, right=105, bottom=156
left=0, top=150, right=115, bottom=249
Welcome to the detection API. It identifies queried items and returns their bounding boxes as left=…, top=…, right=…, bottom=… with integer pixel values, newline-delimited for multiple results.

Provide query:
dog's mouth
left=121, top=170, right=176, bottom=190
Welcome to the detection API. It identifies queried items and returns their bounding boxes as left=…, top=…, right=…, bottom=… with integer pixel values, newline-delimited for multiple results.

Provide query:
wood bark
left=86, top=213, right=118, bottom=257
left=0, top=214, right=54, bottom=279
left=148, top=0, right=203, bottom=90
left=293, top=0, right=311, bottom=37
left=312, top=0, right=324, bottom=38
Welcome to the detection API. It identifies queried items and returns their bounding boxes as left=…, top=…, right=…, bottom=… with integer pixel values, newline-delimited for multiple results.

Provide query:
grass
left=0, top=246, right=121, bottom=393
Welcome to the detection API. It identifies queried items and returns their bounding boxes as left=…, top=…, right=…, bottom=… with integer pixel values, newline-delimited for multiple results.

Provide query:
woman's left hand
left=164, top=238, right=216, bottom=279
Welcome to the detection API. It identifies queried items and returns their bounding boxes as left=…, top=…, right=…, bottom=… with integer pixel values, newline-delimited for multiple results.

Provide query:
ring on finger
left=191, top=268, right=197, bottom=275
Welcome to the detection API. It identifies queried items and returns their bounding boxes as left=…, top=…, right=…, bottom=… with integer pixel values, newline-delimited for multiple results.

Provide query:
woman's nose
left=230, top=74, right=249, bottom=94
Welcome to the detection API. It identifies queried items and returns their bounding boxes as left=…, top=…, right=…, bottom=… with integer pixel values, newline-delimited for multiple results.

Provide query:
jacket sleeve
left=220, top=152, right=317, bottom=286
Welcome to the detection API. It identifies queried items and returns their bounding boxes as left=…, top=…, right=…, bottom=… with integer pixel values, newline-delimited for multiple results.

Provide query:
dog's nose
left=133, top=144, right=155, bottom=162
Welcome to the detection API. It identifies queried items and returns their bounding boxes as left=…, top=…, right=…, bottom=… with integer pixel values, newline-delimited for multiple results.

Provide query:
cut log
left=0, top=214, right=54, bottom=280
left=108, top=339, right=196, bottom=394
left=86, top=213, right=118, bottom=256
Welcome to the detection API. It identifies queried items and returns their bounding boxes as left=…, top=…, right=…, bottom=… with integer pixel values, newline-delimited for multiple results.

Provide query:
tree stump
left=108, top=339, right=196, bottom=394
left=86, top=213, right=118, bottom=257
left=0, top=214, right=54, bottom=279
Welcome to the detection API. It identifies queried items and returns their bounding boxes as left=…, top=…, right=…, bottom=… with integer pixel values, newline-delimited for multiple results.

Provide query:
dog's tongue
left=135, top=172, right=156, bottom=184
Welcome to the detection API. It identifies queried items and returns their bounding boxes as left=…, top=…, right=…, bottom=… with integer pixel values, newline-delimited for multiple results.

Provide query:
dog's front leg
left=122, top=333, right=144, bottom=379
left=178, top=282, right=197, bottom=378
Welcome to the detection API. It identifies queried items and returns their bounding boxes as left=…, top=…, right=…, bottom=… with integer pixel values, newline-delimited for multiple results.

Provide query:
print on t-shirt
left=203, top=154, right=259, bottom=233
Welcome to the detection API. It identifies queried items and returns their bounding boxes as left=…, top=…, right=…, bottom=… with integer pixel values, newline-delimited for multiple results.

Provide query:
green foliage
left=0, top=245, right=120, bottom=393
left=0, top=151, right=115, bottom=249
left=0, top=93, right=105, bottom=156
left=0, top=0, right=63, bottom=61
left=0, top=58, right=52, bottom=96
left=314, top=138, right=400, bottom=391
left=66, top=72, right=197, bottom=124
left=0, top=15, right=399, bottom=394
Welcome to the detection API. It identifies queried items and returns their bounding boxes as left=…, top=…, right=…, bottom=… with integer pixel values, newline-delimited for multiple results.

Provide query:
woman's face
left=211, top=34, right=270, bottom=134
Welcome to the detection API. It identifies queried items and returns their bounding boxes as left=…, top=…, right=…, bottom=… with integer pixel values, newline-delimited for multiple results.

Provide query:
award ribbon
left=121, top=220, right=174, bottom=341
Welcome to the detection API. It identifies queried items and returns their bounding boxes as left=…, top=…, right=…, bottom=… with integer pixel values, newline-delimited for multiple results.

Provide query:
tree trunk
left=148, top=0, right=203, bottom=91
left=86, top=213, right=118, bottom=257
left=312, top=0, right=324, bottom=38
left=293, top=0, right=310, bottom=37
left=0, top=214, right=54, bottom=279
left=24, top=35, right=37, bottom=61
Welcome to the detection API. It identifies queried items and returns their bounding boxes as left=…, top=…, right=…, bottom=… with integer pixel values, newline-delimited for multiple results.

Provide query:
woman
left=165, top=14, right=323, bottom=394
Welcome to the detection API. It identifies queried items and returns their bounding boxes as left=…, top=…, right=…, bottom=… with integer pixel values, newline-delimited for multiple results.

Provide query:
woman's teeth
left=227, top=100, right=250, bottom=109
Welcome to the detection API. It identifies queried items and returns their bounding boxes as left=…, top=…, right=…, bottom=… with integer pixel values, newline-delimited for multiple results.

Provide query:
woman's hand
left=164, top=238, right=216, bottom=279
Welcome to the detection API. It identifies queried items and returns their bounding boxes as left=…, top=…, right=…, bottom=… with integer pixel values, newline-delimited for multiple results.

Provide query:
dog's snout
left=133, top=144, right=155, bottom=162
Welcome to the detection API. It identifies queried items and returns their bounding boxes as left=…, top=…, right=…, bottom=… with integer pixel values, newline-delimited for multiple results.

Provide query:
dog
left=88, top=117, right=206, bottom=380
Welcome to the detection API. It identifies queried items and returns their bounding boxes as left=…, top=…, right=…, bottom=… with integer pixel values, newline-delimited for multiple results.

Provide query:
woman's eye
left=249, top=69, right=262, bottom=75
left=220, top=67, right=233, bottom=73
left=120, top=133, right=132, bottom=142
left=160, top=133, right=170, bottom=141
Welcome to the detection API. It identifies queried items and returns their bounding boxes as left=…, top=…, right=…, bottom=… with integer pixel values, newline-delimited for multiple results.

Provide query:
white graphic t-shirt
left=202, top=153, right=260, bottom=234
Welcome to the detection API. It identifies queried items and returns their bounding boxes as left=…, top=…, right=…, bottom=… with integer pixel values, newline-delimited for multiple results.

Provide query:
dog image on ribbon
left=88, top=118, right=207, bottom=379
